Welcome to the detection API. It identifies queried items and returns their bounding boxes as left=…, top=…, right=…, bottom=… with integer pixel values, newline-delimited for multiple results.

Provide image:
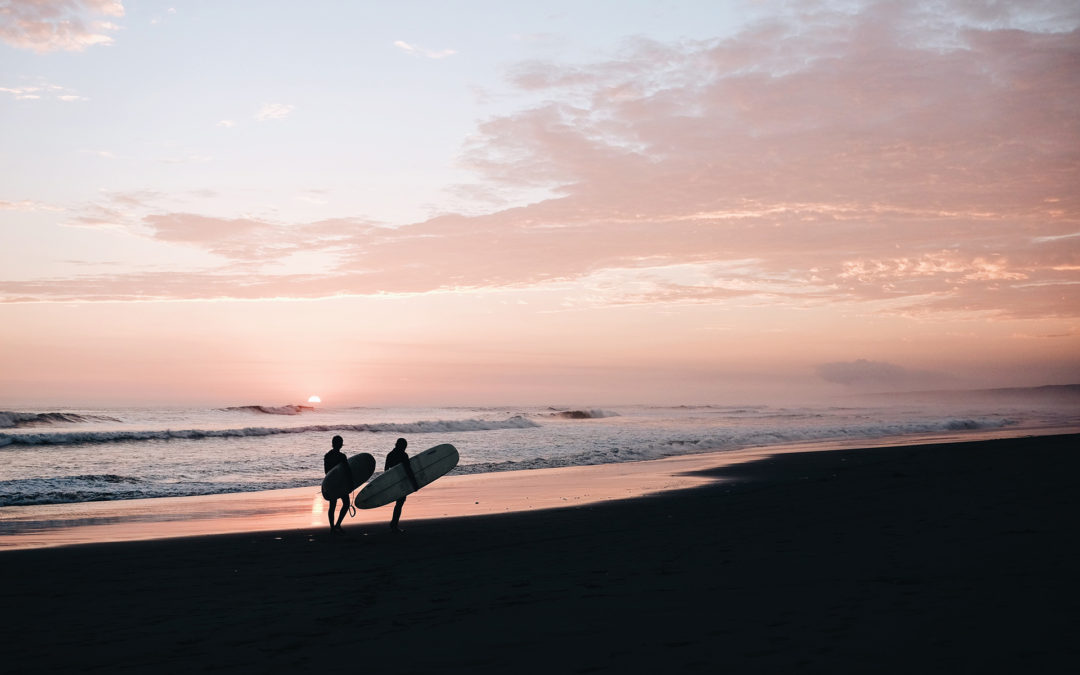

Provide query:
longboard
left=321, top=453, right=376, bottom=501
left=355, top=444, right=459, bottom=509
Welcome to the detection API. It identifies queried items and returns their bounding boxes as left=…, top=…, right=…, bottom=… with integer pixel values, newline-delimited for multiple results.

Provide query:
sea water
left=1, top=388, right=1077, bottom=507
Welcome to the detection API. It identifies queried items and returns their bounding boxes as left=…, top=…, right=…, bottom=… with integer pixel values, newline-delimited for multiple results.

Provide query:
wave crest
left=546, top=409, right=620, bottom=419
left=0, top=411, right=121, bottom=429
left=222, top=405, right=314, bottom=416
left=0, top=416, right=539, bottom=448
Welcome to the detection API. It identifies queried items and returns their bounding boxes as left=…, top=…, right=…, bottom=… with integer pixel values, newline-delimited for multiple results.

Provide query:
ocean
left=2, top=386, right=1077, bottom=508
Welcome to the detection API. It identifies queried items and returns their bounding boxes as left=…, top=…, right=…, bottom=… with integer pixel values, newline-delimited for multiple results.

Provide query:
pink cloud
left=138, top=213, right=374, bottom=261
left=0, top=0, right=124, bottom=52
left=4, top=2, right=1079, bottom=320
left=0, top=199, right=62, bottom=212
left=144, top=213, right=267, bottom=244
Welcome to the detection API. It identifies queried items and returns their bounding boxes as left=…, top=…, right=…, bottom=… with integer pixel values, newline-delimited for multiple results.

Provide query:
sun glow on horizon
left=308, top=395, right=321, bottom=403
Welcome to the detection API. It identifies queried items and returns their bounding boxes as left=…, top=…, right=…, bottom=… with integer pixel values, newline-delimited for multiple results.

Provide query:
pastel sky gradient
left=2, top=0, right=1078, bottom=406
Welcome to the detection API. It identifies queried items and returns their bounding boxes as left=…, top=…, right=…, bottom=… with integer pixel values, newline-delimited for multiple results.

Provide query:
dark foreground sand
left=2, top=434, right=1077, bottom=674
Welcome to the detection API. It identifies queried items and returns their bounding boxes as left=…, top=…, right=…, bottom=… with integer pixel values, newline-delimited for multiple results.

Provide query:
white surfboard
left=321, top=453, right=377, bottom=501
left=354, top=444, right=459, bottom=509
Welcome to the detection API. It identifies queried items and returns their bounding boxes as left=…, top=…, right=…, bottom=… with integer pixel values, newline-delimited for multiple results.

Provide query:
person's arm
left=402, top=456, right=420, bottom=492
left=341, top=455, right=354, bottom=488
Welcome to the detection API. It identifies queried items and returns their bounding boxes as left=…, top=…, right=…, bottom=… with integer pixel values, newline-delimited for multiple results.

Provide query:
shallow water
left=2, top=390, right=1077, bottom=507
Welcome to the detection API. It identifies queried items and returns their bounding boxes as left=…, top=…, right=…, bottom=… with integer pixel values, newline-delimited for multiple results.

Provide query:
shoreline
left=0, top=432, right=1076, bottom=672
left=1, top=425, right=1074, bottom=551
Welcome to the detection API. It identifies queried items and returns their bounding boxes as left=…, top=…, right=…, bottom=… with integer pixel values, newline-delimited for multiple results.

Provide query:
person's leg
left=327, top=498, right=337, bottom=530
left=335, top=495, right=349, bottom=528
left=390, top=496, right=406, bottom=531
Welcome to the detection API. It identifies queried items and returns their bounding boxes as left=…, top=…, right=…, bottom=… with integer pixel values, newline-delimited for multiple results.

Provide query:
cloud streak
left=816, top=359, right=953, bottom=390
left=1, top=199, right=63, bottom=212
left=394, top=40, right=457, bottom=59
left=255, top=103, right=294, bottom=121
left=1, top=81, right=88, bottom=101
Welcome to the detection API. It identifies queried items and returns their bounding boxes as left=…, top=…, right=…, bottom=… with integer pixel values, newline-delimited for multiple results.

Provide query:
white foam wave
left=0, top=416, right=539, bottom=448
left=0, top=476, right=304, bottom=508
left=0, top=412, right=1030, bottom=507
left=0, top=411, right=121, bottom=429
left=452, top=416, right=1019, bottom=475
left=545, top=409, right=620, bottom=419
left=222, top=405, right=314, bottom=416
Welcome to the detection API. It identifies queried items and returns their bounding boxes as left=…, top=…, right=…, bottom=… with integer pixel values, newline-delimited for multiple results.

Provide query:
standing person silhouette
left=386, top=437, right=420, bottom=533
left=323, top=435, right=353, bottom=533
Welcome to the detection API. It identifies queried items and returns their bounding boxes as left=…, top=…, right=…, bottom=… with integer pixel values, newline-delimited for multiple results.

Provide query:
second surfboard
left=355, top=443, right=459, bottom=509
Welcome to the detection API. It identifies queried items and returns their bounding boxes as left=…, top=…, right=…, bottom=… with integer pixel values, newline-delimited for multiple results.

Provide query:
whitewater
left=1, top=389, right=1077, bottom=507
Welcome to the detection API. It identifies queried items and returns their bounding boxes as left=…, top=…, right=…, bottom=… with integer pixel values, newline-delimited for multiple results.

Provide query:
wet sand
left=0, top=446, right=762, bottom=550
left=1, top=433, right=1077, bottom=673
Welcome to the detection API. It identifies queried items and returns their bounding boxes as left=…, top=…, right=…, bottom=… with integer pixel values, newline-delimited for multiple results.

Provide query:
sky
left=1, top=0, right=1078, bottom=407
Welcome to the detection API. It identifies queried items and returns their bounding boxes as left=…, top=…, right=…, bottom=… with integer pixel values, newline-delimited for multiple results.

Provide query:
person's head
left=395, top=437, right=407, bottom=450
left=332, top=435, right=343, bottom=450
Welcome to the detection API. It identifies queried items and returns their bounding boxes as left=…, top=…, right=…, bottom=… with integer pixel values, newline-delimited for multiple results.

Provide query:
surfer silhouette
left=386, top=437, right=420, bottom=532
left=323, top=435, right=353, bottom=532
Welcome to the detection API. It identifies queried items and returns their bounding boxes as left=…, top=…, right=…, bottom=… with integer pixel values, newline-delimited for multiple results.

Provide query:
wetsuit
left=386, top=446, right=419, bottom=530
left=385, top=447, right=419, bottom=488
left=324, top=448, right=353, bottom=485
left=323, top=448, right=353, bottom=531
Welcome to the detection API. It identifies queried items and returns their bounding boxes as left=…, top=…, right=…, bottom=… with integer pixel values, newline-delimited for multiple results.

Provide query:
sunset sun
left=307, top=395, right=321, bottom=404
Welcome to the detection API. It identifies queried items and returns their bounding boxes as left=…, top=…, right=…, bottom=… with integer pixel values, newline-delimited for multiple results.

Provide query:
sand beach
left=1, top=433, right=1077, bottom=673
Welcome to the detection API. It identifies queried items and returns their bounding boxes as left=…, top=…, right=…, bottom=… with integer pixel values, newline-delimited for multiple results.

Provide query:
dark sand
left=2, top=434, right=1077, bottom=673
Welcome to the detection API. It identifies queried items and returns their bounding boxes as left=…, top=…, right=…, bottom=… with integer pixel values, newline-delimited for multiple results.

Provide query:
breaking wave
left=0, top=474, right=303, bottom=508
left=0, top=416, right=539, bottom=448
left=545, top=409, right=620, bottom=419
left=0, top=411, right=121, bottom=429
left=0, top=412, right=1032, bottom=506
left=0, top=474, right=145, bottom=507
left=222, top=405, right=314, bottom=416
